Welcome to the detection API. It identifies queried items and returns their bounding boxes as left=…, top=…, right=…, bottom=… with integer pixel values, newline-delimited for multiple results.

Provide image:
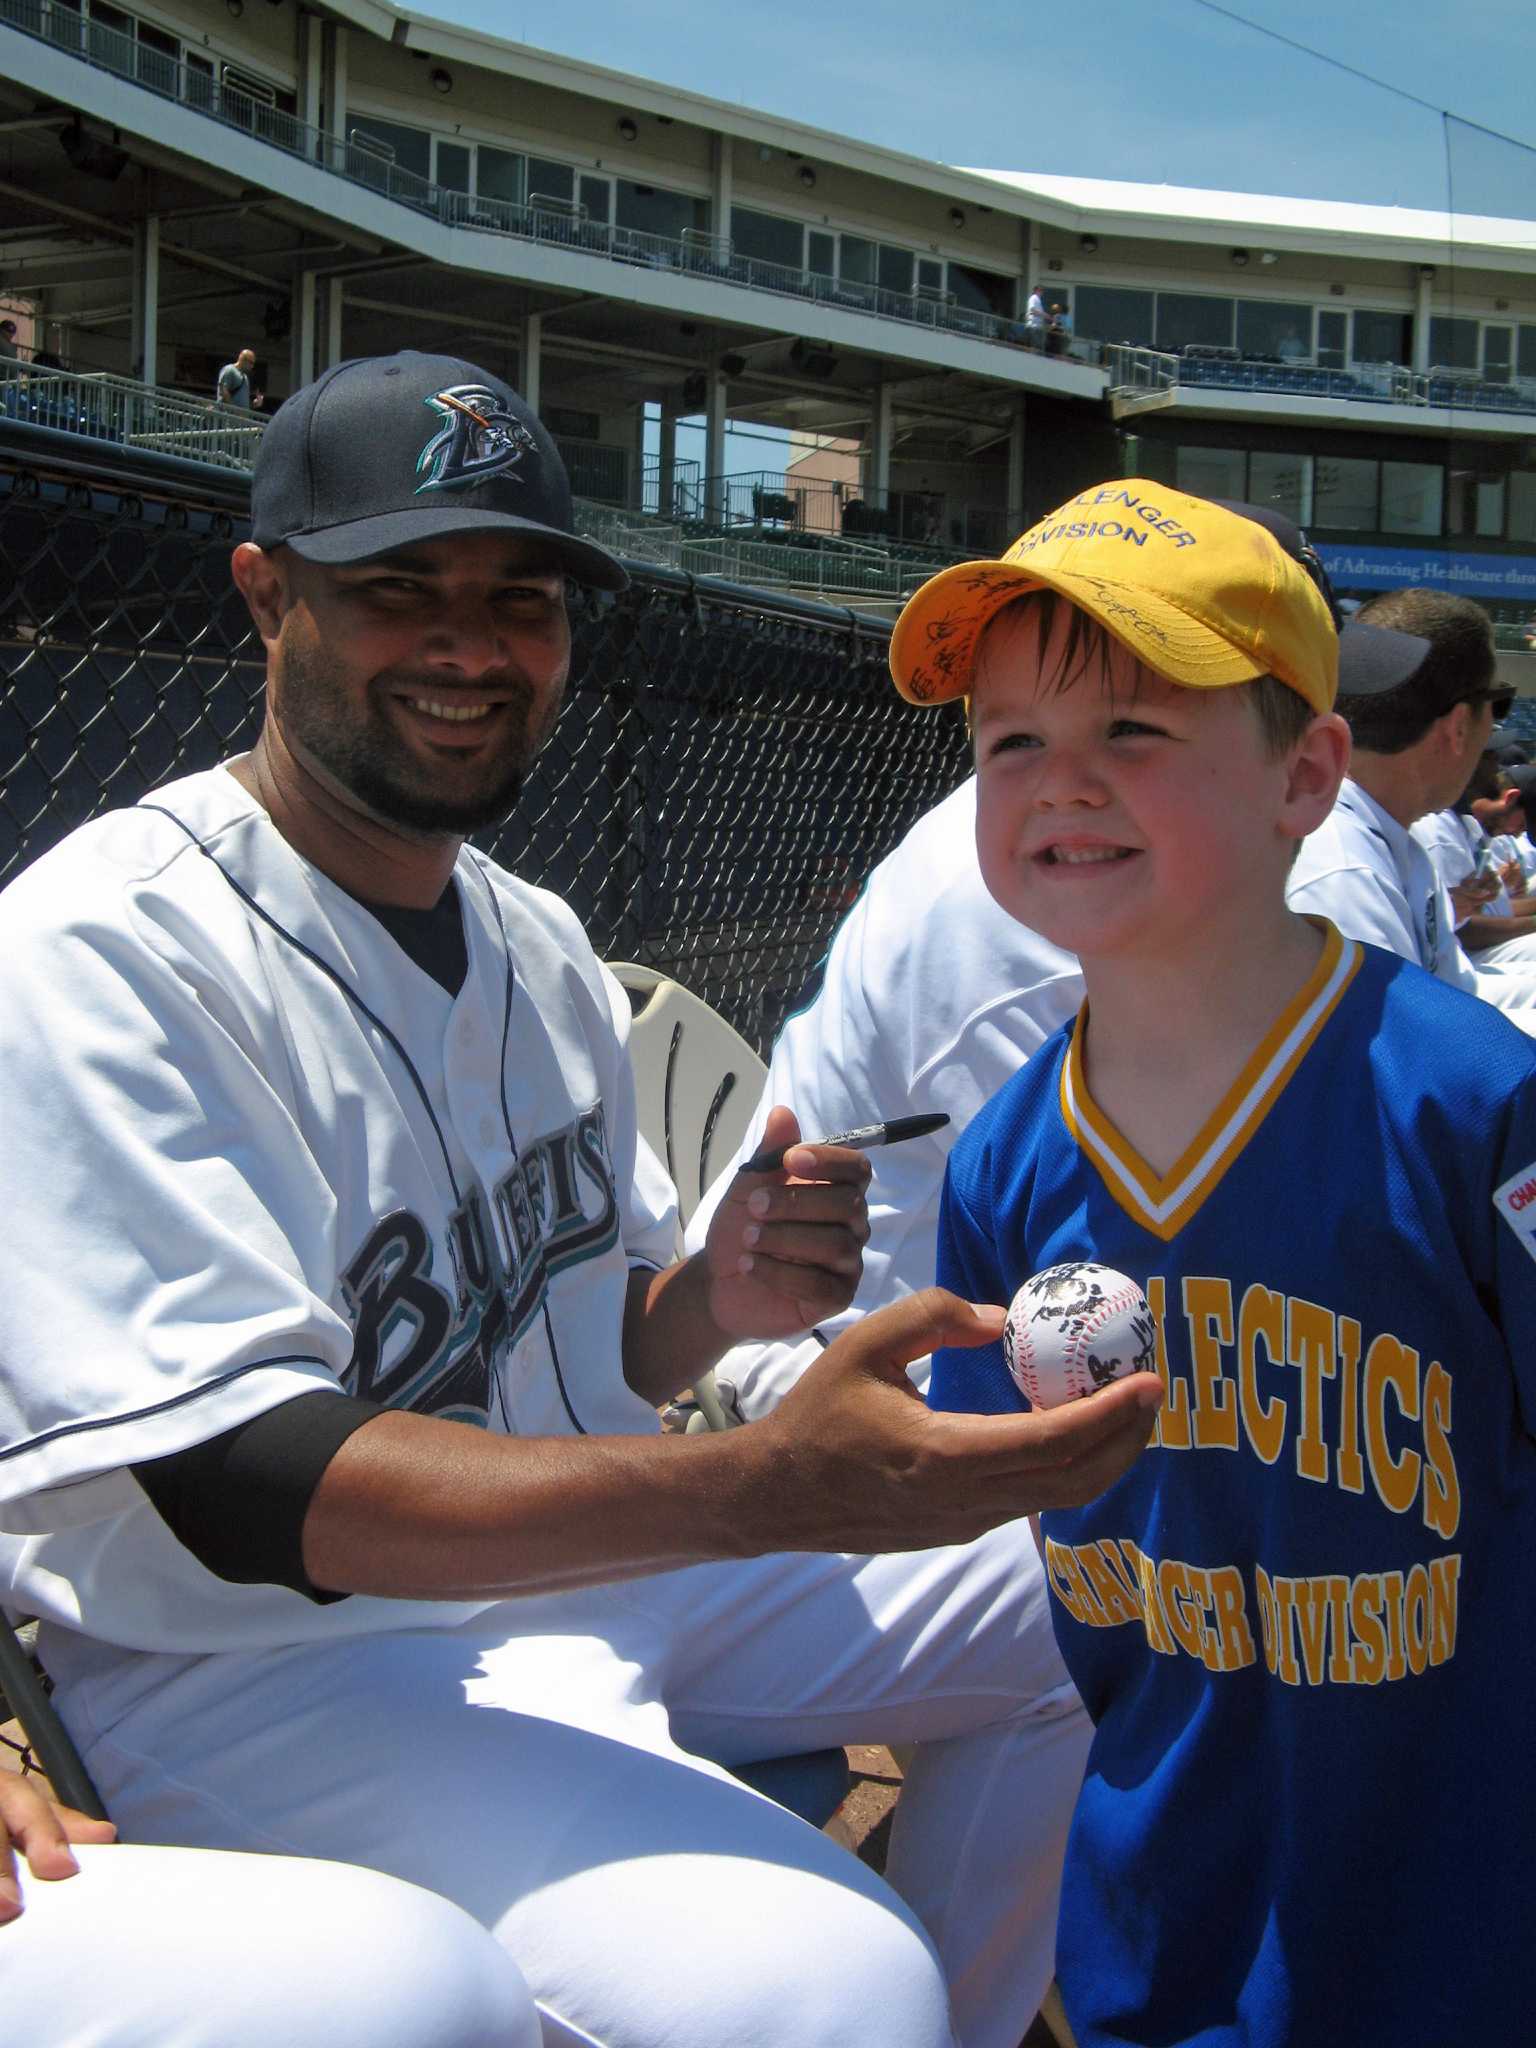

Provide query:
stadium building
left=3, top=0, right=1536, bottom=644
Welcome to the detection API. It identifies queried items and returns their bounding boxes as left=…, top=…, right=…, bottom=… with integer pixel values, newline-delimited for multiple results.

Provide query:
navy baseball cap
left=1336, top=617, right=1432, bottom=696
left=251, top=350, right=628, bottom=590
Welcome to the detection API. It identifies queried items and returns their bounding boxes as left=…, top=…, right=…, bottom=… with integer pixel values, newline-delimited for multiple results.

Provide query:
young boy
left=890, top=483, right=1536, bottom=2048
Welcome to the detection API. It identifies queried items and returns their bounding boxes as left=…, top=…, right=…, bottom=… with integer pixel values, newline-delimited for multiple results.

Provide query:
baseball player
left=1287, top=585, right=1536, bottom=1026
left=905, top=482, right=1536, bottom=2045
left=3, top=1771, right=543, bottom=2048
left=0, top=353, right=1161, bottom=2048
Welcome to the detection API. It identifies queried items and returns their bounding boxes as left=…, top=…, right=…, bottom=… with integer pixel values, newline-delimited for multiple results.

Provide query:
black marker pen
left=741, top=1112, right=951, bottom=1175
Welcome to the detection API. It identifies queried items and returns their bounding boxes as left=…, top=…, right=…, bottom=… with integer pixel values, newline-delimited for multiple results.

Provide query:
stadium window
left=1428, top=317, right=1479, bottom=372
left=1508, top=472, right=1536, bottom=543
left=1315, top=309, right=1347, bottom=370
left=1175, top=446, right=1247, bottom=501
left=615, top=181, right=704, bottom=239
left=878, top=246, right=915, bottom=296
left=1236, top=302, right=1314, bottom=362
left=528, top=158, right=575, bottom=204
left=916, top=256, right=944, bottom=296
left=1380, top=461, right=1443, bottom=537
left=580, top=175, right=612, bottom=224
left=1073, top=285, right=1155, bottom=349
left=1249, top=451, right=1313, bottom=527
left=1477, top=476, right=1507, bottom=536
left=947, top=263, right=1012, bottom=317
left=1447, top=469, right=1507, bottom=539
left=1482, top=326, right=1513, bottom=384
left=731, top=207, right=806, bottom=269
left=476, top=146, right=523, bottom=204
left=807, top=230, right=836, bottom=278
left=839, top=236, right=875, bottom=286
left=1313, top=456, right=1379, bottom=531
left=435, top=141, right=470, bottom=193
left=345, top=113, right=431, bottom=181
left=1519, top=328, right=1536, bottom=382
left=135, top=18, right=178, bottom=95
left=1155, top=294, right=1234, bottom=353
left=1351, top=310, right=1411, bottom=367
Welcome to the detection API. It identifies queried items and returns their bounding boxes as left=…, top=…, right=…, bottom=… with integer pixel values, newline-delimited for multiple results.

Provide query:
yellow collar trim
left=1059, top=922, right=1361, bottom=1242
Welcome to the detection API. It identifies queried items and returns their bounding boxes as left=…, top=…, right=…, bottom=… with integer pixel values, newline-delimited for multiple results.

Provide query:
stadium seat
left=0, top=1614, right=109, bottom=1821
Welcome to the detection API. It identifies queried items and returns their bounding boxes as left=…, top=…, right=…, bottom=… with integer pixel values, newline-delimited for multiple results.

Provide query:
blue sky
left=433, top=0, right=1535, bottom=216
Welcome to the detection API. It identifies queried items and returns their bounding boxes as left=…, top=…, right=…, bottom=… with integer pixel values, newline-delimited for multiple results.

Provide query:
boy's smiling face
left=971, top=597, right=1340, bottom=968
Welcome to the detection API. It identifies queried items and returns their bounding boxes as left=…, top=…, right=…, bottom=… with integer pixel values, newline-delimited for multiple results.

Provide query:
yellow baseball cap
left=889, top=480, right=1340, bottom=714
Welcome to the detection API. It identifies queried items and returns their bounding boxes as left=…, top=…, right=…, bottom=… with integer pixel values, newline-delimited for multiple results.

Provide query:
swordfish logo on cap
left=415, top=382, right=539, bottom=494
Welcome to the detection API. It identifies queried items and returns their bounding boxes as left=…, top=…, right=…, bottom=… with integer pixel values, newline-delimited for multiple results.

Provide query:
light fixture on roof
left=1419, top=265, right=1436, bottom=282
left=617, top=116, right=639, bottom=142
left=798, top=164, right=817, bottom=188
left=430, top=67, right=452, bottom=94
left=1258, top=250, right=1278, bottom=265
left=1229, top=248, right=1250, bottom=268
left=1078, top=234, right=1098, bottom=254
left=949, top=206, right=966, bottom=229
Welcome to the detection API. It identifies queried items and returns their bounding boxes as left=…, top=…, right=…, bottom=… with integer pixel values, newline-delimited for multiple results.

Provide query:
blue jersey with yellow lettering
left=932, top=926, right=1536, bottom=2048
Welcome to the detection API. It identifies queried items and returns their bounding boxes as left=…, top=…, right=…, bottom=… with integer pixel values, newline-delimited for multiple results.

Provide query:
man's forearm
left=302, top=1406, right=769, bottom=1599
left=1462, top=910, right=1536, bottom=948
left=621, top=1257, right=731, bottom=1407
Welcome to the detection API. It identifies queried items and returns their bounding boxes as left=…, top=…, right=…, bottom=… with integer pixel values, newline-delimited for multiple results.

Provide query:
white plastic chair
left=608, top=962, right=766, bottom=1236
left=609, top=961, right=766, bottom=1433
left=608, top=963, right=851, bottom=1822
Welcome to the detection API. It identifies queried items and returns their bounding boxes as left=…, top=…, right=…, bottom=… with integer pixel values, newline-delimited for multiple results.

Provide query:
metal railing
left=552, top=436, right=628, bottom=507
left=0, top=429, right=970, bottom=1052
left=0, top=0, right=1086, bottom=363
left=1105, top=343, right=1536, bottom=417
left=640, top=456, right=703, bottom=521
left=0, top=360, right=265, bottom=469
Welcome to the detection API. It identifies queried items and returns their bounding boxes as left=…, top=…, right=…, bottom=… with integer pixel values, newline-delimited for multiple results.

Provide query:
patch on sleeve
left=1493, top=1163, right=1536, bottom=1265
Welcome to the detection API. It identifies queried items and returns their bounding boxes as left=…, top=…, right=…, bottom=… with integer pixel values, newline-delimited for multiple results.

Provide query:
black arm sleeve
left=132, top=1391, right=386, bottom=1603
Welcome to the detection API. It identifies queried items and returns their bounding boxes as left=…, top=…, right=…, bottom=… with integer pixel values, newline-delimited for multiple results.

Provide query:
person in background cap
left=1495, top=761, right=1536, bottom=883
left=1488, top=724, right=1531, bottom=767
left=0, top=355, right=1161, bottom=2048
left=1288, top=585, right=1536, bottom=1028
left=896, top=478, right=1536, bottom=2048
left=1424, top=750, right=1536, bottom=972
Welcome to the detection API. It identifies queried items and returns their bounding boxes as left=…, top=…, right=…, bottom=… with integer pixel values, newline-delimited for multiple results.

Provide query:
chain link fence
left=1, top=429, right=971, bottom=1051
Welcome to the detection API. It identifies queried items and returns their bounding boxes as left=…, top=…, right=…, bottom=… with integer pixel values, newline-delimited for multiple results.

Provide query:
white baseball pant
left=9, top=1838, right=540, bottom=2046
left=46, top=1522, right=1090, bottom=2048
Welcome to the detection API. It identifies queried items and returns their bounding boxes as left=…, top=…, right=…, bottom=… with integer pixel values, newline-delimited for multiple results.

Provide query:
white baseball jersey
left=1489, top=831, right=1536, bottom=888
left=1287, top=777, right=1536, bottom=1030
left=0, top=765, right=677, bottom=1651
left=1288, top=778, right=1468, bottom=981
left=1411, top=808, right=1513, bottom=918
left=686, top=775, right=1084, bottom=1415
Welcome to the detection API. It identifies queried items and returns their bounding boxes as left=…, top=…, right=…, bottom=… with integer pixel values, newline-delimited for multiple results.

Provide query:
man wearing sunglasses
left=1288, top=587, right=1536, bottom=1030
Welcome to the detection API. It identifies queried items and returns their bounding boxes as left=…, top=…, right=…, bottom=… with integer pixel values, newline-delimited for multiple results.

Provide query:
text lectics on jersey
left=1137, top=1273, right=1458, bottom=1537
left=1038, top=1270, right=1464, bottom=1692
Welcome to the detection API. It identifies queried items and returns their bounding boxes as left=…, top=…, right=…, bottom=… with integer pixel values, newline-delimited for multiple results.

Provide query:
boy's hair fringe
left=980, top=591, right=1315, bottom=758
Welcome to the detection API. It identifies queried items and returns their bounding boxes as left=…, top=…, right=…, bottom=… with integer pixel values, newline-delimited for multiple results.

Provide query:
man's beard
left=277, top=639, right=558, bottom=835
